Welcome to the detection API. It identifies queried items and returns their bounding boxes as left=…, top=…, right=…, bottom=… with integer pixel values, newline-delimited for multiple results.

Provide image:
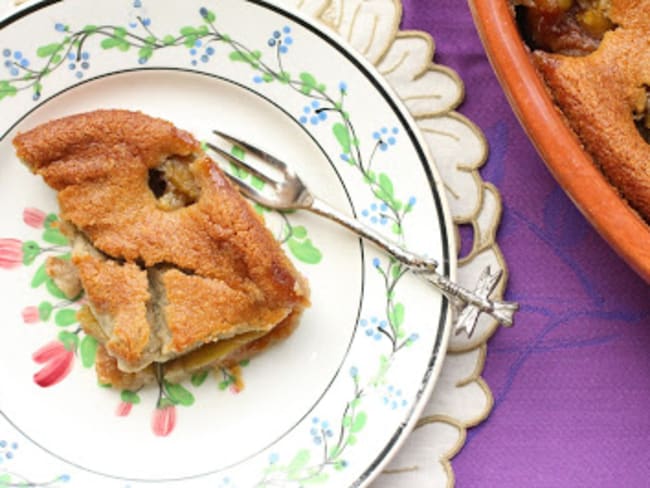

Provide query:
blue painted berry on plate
left=359, top=315, right=386, bottom=341
left=382, top=384, right=408, bottom=409
left=298, top=101, right=327, bottom=126
left=361, top=202, right=389, bottom=226
left=268, top=26, right=293, bottom=54
left=372, top=126, right=400, bottom=151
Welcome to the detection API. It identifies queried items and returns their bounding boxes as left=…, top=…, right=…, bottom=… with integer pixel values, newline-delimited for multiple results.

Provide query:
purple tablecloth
left=402, top=1, right=650, bottom=486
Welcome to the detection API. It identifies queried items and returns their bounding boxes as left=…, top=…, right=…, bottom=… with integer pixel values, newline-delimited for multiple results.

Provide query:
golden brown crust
left=95, top=344, right=154, bottom=390
left=159, top=269, right=290, bottom=354
left=608, top=0, right=650, bottom=28
left=73, top=252, right=152, bottom=365
left=45, top=256, right=82, bottom=299
left=13, top=109, right=199, bottom=176
left=14, top=111, right=305, bottom=304
left=14, top=110, right=309, bottom=374
left=531, top=11, right=650, bottom=220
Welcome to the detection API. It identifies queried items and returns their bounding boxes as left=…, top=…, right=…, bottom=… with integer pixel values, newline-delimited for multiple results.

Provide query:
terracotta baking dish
left=468, top=0, right=650, bottom=283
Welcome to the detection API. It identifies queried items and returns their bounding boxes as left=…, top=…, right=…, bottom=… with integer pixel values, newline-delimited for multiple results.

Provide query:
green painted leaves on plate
left=229, top=49, right=262, bottom=68
left=229, top=146, right=265, bottom=190
left=100, top=28, right=130, bottom=51
left=388, top=302, right=406, bottom=338
left=191, top=370, right=209, bottom=387
left=58, top=330, right=78, bottom=352
left=42, top=226, right=69, bottom=245
left=287, top=448, right=311, bottom=479
left=286, top=225, right=322, bottom=264
left=36, top=42, right=64, bottom=58
left=45, top=277, right=68, bottom=299
left=291, top=226, right=307, bottom=239
left=164, top=380, right=195, bottom=406
left=21, top=241, right=40, bottom=266
left=54, top=309, right=77, bottom=327
left=0, top=81, right=17, bottom=101
left=287, top=237, right=322, bottom=265
left=333, top=122, right=352, bottom=154
left=121, top=389, right=141, bottom=405
left=376, top=173, right=394, bottom=202
left=350, top=411, right=367, bottom=433
left=43, top=213, right=59, bottom=230
left=139, top=45, right=154, bottom=61
left=38, top=301, right=53, bottom=321
left=179, top=25, right=209, bottom=48
left=31, top=262, right=48, bottom=288
left=80, top=335, right=98, bottom=368
left=299, top=72, right=326, bottom=95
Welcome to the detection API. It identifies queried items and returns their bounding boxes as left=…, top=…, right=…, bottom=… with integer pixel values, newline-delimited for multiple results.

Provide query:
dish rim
left=468, top=0, right=650, bottom=283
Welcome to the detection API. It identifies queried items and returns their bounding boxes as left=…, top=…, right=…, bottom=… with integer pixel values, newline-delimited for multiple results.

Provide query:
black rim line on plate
left=0, top=66, right=366, bottom=482
left=0, top=0, right=62, bottom=30
left=0, top=0, right=452, bottom=485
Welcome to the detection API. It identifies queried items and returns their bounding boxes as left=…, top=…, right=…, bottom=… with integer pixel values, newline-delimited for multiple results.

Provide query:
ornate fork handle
left=308, top=196, right=518, bottom=336
left=309, top=196, right=438, bottom=271
left=207, top=129, right=517, bottom=336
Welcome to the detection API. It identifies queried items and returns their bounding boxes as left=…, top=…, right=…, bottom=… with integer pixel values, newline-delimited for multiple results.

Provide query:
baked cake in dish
left=13, top=110, right=310, bottom=389
left=513, top=0, right=650, bottom=221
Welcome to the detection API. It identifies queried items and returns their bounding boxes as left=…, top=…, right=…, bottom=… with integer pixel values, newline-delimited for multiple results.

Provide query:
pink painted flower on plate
left=32, top=340, right=74, bottom=388
left=0, top=239, right=23, bottom=269
left=21, top=306, right=39, bottom=324
left=151, top=405, right=176, bottom=437
left=115, top=401, right=133, bottom=417
left=23, top=208, right=47, bottom=228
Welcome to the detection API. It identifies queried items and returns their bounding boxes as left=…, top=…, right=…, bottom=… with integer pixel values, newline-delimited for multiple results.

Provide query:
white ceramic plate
left=0, top=1, right=454, bottom=486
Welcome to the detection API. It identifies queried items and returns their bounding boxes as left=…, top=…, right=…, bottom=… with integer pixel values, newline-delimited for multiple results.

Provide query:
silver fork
left=208, top=131, right=518, bottom=337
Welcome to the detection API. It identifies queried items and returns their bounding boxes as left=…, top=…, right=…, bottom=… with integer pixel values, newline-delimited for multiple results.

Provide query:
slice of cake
left=13, top=110, right=310, bottom=388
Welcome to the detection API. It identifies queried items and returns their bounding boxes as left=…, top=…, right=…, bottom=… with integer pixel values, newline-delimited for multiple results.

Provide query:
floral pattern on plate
left=0, top=0, right=452, bottom=486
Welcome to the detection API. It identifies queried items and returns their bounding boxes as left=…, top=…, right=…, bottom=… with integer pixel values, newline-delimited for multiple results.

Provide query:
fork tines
left=212, top=130, right=287, bottom=170
left=205, top=139, right=276, bottom=188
